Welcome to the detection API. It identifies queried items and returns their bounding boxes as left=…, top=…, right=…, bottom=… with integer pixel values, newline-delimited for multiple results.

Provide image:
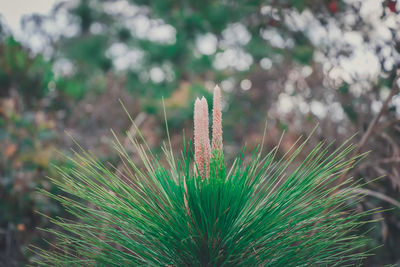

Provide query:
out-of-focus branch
left=123, top=112, right=147, bottom=150
left=374, top=118, right=400, bottom=134
left=356, top=79, right=399, bottom=154
left=338, top=71, right=400, bottom=185
left=343, top=188, right=400, bottom=209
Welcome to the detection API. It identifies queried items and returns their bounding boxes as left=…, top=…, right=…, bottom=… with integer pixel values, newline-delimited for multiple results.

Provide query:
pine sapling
left=34, top=85, right=377, bottom=266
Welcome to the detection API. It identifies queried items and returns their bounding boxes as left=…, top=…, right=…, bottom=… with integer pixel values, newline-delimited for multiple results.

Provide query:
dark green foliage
left=0, top=37, right=54, bottom=103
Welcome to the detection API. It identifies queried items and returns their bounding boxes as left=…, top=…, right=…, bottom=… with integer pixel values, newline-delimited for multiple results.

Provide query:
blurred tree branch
left=338, top=71, right=400, bottom=185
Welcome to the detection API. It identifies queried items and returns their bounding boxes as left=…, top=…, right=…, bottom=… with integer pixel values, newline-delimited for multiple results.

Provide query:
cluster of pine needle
left=34, top=86, right=377, bottom=266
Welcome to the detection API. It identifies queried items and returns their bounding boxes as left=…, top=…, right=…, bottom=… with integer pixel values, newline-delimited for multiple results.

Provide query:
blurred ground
left=1, top=0, right=400, bottom=266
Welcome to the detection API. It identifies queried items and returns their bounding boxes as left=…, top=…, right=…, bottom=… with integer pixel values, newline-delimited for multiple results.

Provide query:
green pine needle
left=33, top=127, right=377, bottom=266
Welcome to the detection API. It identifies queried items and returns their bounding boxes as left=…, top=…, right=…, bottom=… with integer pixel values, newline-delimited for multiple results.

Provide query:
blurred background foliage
left=1, top=0, right=400, bottom=266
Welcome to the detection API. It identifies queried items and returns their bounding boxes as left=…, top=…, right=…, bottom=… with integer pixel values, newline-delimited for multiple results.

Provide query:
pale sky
left=0, top=0, right=59, bottom=37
